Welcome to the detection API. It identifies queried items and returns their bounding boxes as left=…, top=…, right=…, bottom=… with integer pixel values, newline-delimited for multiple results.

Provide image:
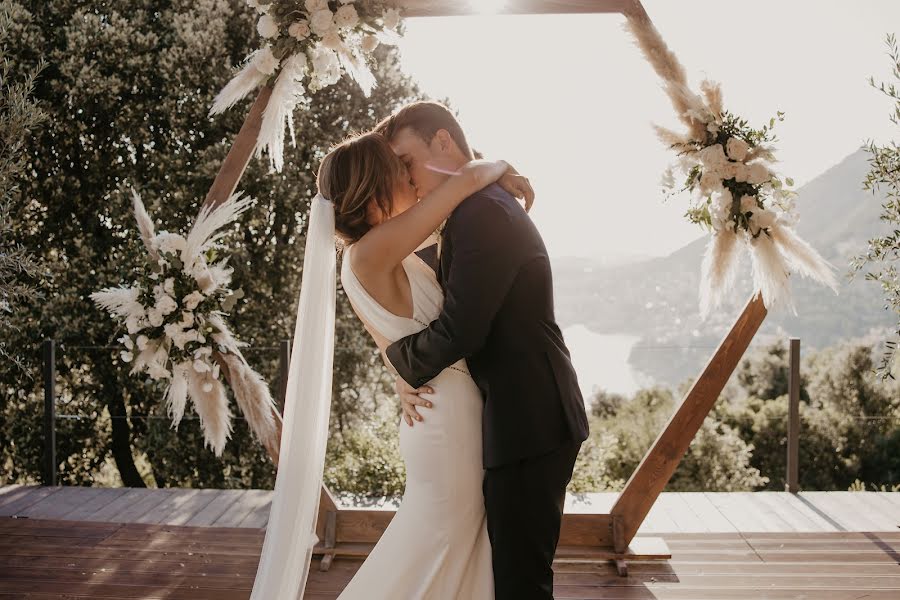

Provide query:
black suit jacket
left=386, top=184, right=589, bottom=468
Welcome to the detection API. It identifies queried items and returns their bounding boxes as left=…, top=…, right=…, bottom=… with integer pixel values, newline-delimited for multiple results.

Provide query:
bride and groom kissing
left=322, top=101, right=590, bottom=599
left=258, top=101, right=590, bottom=600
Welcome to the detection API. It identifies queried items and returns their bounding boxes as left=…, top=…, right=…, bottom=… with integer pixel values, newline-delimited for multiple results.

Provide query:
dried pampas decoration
left=256, top=53, right=309, bottom=173
left=217, top=351, right=282, bottom=463
left=625, top=6, right=838, bottom=316
left=92, top=190, right=283, bottom=460
left=209, top=48, right=276, bottom=116
left=699, top=230, right=741, bottom=319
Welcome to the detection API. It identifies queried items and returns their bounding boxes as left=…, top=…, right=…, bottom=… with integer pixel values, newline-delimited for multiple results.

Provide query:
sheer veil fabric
left=250, top=194, right=336, bottom=599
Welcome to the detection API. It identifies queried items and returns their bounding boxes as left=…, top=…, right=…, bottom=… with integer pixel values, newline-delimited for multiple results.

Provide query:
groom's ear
left=433, top=129, right=457, bottom=154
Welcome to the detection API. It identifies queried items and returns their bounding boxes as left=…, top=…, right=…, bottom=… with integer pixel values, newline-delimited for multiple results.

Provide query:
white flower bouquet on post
left=91, top=190, right=281, bottom=460
left=210, top=0, right=403, bottom=172
left=625, top=14, right=838, bottom=317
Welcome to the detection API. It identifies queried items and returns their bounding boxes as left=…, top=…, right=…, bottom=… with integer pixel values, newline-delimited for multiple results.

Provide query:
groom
left=376, top=102, right=589, bottom=600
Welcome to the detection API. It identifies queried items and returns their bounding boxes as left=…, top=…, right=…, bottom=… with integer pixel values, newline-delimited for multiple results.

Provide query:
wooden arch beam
left=202, top=0, right=772, bottom=575
left=401, top=0, right=630, bottom=17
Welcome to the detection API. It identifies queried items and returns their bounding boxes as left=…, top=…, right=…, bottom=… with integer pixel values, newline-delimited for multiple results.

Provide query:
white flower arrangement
left=625, top=16, right=838, bottom=317
left=210, top=0, right=403, bottom=172
left=91, top=190, right=281, bottom=459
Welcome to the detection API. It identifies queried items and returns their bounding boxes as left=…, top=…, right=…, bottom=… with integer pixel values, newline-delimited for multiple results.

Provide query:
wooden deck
left=2, top=485, right=898, bottom=533
left=1, top=486, right=899, bottom=599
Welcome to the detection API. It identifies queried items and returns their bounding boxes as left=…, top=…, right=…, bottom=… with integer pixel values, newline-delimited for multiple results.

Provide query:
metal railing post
left=786, top=338, right=800, bottom=494
left=42, top=339, right=57, bottom=486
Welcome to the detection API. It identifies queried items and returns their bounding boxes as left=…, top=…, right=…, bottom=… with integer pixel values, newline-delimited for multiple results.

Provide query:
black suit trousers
left=482, top=441, right=582, bottom=600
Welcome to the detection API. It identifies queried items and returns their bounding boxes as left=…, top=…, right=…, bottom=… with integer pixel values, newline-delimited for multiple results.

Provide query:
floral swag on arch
left=92, top=1, right=836, bottom=455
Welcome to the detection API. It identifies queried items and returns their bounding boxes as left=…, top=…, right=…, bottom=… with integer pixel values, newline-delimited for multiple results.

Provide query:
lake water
left=562, top=324, right=650, bottom=403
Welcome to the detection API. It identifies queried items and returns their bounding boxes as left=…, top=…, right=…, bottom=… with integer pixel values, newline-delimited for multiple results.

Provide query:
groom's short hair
left=376, top=101, right=474, bottom=160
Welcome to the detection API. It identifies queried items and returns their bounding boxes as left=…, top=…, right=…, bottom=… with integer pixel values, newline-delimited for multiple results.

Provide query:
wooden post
left=610, top=293, right=768, bottom=547
left=42, top=339, right=57, bottom=487
left=400, top=0, right=629, bottom=17
left=786, top=338, right=800, bottom=494
left=202, top=86, right=273, bottom=211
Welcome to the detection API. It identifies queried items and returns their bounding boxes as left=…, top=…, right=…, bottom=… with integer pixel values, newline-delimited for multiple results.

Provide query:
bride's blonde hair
left=317, top=132, right=406, bottom=246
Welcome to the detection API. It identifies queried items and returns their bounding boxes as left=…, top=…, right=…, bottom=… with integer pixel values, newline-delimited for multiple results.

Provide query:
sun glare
left=470, top=0, right=508, bottom=15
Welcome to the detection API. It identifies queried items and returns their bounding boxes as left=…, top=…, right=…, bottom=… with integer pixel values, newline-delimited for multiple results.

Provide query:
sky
left=395, top=0, right=900, bottom=260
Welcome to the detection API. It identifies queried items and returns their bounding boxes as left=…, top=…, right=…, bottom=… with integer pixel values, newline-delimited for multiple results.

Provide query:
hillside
left=552, top=149, right=895, bottom=387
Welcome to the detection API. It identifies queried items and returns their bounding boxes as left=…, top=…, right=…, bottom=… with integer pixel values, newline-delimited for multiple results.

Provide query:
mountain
left=552, top=149, right=896, bottom=388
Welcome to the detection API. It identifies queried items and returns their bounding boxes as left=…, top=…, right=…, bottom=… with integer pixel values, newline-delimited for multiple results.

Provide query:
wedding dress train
left=337, top=243, right=494, bottom=600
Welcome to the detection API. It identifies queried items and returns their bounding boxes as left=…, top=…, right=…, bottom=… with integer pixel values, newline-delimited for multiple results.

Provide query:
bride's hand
left=461, top=160, right=535, bottom=212
left=497, top=165, right=535, bottom=212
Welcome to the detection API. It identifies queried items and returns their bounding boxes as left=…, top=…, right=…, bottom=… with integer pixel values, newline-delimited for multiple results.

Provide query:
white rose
left=361, top=34, right=380, bottom=53
left=289, top=20, right=310, bottom=40
left=163, top=277, right=175, bottom=296
left=699, top=170, right=723, bottom=194
left=310, top=8, right=334, bottom=35
left=136, top=335, right=149, bottom=351
left=726, top=137, right=750, bottom=162
left=118, top=335, right=134, bottom=350
left=183, top=291, right=204, bottom=310
left=382, top=8, right=401, bottom=30
left=257, top=14, right=279, bottom=39
left=730, top=163, right=750, bottom=183
left=155, top=232, right=186, bottom=255
left=253, top=46, right=280, bottom=75
left=753, top=209, right=776, bottom=230
left=309, top=47, right=340, bottom=84
left=713, top=188, right=734, bottom=215
left=180, top=311, right=195, bottom=327
left=156, top=295, right=178, bottom=316
left=125, top=316, right=143, bottom=334
left=120, top=351, right=134, bottom=363
left=193, top=359, right=211, bottom=374
left=305, top=0, right=329, bottom=11
left=334, top=4, right=359, bottom=28
left=746, top=163, right=771, bottom=185
left=148, top=309, right=164, bottom=328
left=321, top=29, right=343, bottom=50
left=739, top=194, right=758, bottom=213
left=163, top=322, right=181, bottom=337
left=697, top=144, right=727, bottom=170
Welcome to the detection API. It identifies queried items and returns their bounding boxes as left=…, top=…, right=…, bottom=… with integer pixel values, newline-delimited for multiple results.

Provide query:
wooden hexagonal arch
left=204, top=0, right=768, bottom=577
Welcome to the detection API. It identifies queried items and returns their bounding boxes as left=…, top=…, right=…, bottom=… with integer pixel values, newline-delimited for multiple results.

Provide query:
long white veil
left=250, top=194, right=336, bottom=599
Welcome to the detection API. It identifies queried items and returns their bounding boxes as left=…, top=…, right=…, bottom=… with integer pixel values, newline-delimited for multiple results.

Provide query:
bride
left=249, top=131, right=532, bottom=599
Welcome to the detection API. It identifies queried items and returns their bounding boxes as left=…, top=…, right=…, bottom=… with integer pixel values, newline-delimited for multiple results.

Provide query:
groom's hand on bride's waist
left=396, top=376, right=433, bottom=427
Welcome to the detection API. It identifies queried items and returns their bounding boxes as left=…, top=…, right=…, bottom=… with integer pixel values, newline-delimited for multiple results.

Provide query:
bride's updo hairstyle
left=317, top=132, right=406, bottom=246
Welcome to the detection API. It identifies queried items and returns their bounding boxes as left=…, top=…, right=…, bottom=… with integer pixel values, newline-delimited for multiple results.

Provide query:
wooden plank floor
left=2, top=486, right=898, bottom=532
left=1, top=517, right=899, bottom=599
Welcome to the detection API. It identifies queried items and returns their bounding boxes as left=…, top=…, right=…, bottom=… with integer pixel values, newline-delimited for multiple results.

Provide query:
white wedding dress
left=337, top=242, right=494, bottom=600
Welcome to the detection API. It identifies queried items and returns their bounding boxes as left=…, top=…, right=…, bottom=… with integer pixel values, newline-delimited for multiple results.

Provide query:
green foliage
left=324, top=401, right=406, bottom=499
left=0, top=3, right=47, bottom=374
left=718, top=340, right=900, bottom=491
left=852, top=33, right=900, bottom=379
left=576, top=338, right=899, bottom=494
left=0, top=0, right=423, bottom=489
left=576, top=385, right=767, bottom=492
